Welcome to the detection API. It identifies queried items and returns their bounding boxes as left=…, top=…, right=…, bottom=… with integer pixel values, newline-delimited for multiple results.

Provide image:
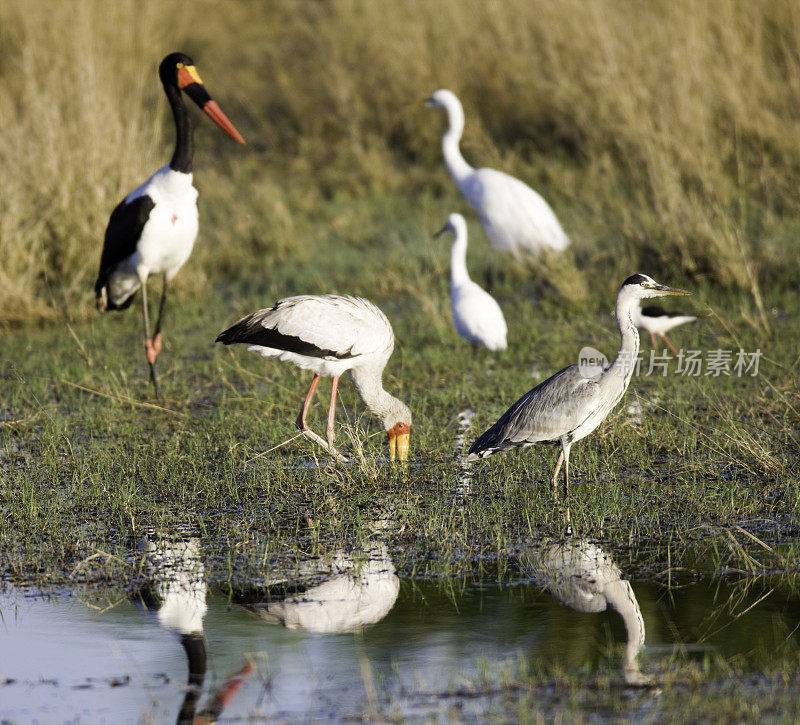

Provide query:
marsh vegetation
left=1, top=0, right=800, bottom=720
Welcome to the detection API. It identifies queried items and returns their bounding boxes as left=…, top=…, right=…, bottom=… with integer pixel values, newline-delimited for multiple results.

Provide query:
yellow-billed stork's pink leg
left=295, top=375, right=348, bottom=462
left=649, top=331, right=657, bottom=349
left=326, top=376, right=340, bottom=449
left=295, top=374, right=321, bottom=431
left=661, top=333, right=679, bottom=355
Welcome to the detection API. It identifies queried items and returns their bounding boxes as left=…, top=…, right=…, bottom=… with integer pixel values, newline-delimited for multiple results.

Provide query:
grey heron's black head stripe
left=622, top=273, right=650, bottom=287
left=215, top=321, right=357, bottom=360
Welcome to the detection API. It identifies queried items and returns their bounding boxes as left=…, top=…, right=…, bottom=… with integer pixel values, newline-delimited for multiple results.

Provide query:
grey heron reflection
left=519, top=538, right=651, bottom=686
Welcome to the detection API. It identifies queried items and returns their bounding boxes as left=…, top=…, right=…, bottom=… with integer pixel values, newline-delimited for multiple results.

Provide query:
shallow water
left=2, top=538, right=800, bottom=723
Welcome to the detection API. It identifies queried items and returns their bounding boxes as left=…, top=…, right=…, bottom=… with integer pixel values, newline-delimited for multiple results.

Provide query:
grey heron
left=425, top=89, right=569, bottom=258
left=631, top=302, right=696, bottom=355
left=216, top=295, right=411, bottom=462
left=95, top=52, right=245, bottom=397
left=435, top=213, right=508, bottom=351
left=467, top=274, right=690, bottom=495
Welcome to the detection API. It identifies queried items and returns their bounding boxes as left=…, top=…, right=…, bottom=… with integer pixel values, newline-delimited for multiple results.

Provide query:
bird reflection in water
left=134, top=537, right=251, bottom=723
left=519, top=538, right=651, bottom=686
left=237, top=541, right=400, bottom=634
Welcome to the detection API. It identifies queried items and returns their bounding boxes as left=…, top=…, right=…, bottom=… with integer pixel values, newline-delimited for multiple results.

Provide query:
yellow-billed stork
left=216, top=295, right=411, bottom=462
left=631, top=302, right=696, bottom=355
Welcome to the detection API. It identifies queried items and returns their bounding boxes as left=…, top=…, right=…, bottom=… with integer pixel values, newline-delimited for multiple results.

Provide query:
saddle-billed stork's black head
left=158, top=52, right=245, bottom=144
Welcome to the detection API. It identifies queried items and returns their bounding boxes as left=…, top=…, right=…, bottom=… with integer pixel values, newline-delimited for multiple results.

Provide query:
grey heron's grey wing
left=468, top=365, right=601, bottom=455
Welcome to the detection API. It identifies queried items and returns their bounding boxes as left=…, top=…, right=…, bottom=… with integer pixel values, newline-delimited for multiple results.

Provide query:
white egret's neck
left=449, top=220, right=471, bottom=287
left=349, top=364, right=405, bottom=430
left=440, top=97, right=473, bottom=185
left=608, top=291, right=640, bottom=384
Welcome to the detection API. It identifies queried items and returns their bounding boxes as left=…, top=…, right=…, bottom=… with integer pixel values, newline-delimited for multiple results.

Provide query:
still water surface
left=2, top=538, right=799, bottom=722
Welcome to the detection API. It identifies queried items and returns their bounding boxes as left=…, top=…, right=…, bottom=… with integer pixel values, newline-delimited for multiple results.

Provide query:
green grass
left=1, top=188, right=798, bottom=586
left=2, top=7, right=799, bottom=720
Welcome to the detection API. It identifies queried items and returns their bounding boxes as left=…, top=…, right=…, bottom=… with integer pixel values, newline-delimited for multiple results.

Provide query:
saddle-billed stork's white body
left=425, top=89, right=570, bottom=258
left=135, top=537, right=252, bottom=720
left=631, top=303, right=696, bottom=355
left=95, top=52, right=244, bottom=395
left=436, top=213, right=508, bottom=351
left=216, top=295, right=411, bottom=462
left=101, top=168, right=199, bottom=308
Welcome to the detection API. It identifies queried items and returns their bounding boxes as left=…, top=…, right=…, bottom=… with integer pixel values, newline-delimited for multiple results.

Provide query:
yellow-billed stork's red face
left=162, top=53, right=245, bottom=144
left=387, top=422, right=410, bottom=462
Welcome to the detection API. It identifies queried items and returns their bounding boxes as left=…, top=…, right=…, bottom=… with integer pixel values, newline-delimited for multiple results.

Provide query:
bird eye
left=640, top=282, right=647, bottom=287
left=176, top=62, right=184, bottom=69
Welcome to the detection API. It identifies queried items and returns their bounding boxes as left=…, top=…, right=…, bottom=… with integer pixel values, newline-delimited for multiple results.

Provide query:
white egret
left=435, top=213, right=508, bottom=350
left=425, top=88, right=569, bottom=258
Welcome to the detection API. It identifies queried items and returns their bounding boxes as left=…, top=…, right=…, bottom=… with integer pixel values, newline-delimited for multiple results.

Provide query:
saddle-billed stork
left=95, top=52, right=244, bottom=396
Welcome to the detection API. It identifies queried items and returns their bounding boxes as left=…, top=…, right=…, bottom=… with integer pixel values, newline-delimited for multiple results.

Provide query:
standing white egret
left=631, top=302, right=696, bottom=355
left=467, top=274, right=690, bottom=496
left=95, top=52, right=245, bottom=396
left=425, top=89, right=569, bottom=258
left=216, top=295, right=411, bottom=462
left=435, top=213, right=508, bottom=350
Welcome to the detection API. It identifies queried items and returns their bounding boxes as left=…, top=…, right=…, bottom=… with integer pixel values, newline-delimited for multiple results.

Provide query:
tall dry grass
left=2, top=0, right=800, bottom=326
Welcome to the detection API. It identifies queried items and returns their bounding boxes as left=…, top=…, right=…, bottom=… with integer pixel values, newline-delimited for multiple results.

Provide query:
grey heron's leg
left=326, top=376, right=340, bottom=448
left=140, top=277, right=161, bottom=397
left=649, top=331, right=657, bottom=349
left=563, top=442, right=572, bottom=499
left=295, top=375, right=348, bottom=463
left=150, top=275, right=170, bottom=359
left=551, top=449, right=565, bottom=495
left=661, top=333, right=679, bottom=356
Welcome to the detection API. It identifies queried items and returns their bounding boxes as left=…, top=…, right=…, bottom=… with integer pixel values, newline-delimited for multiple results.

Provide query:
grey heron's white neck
left=440, top=98, right=473, bottom=185
left=602, top=578, right=646, bottom=680
left=348, top=363, right=406, bottom=429
left=608, top=293, right=640, bottom=383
